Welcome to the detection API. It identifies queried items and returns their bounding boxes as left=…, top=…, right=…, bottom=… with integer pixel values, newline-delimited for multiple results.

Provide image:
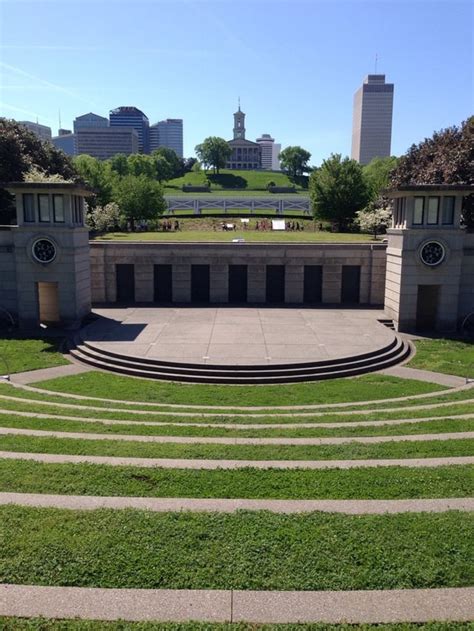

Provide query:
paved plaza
left=83, top=306, right=396, bottom=366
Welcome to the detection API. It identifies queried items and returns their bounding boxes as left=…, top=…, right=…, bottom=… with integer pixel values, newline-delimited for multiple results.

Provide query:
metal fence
left=165, top=197, right=311, bottom=215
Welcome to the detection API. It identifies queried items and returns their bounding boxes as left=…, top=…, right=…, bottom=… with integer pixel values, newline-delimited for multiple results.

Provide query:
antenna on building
left=58, top=109, right=62, bottom=132
left=374, top=53, right=378, bottom=74
left=238, top=96, right=241, bottom=111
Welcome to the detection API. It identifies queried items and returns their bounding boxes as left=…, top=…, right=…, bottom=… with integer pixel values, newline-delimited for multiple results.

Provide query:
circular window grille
left=419, top=241, right=446, bottom=267
left=32, top=238, right=57, bottom=264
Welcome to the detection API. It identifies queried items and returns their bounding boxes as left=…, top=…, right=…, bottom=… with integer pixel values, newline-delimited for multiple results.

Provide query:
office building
left=351, top=74, right=394, bottom=165
left=149, top=119, right=183, bottom=158
left=109, top=106, right=149, bottom=153
left=74, top=112, right=108, bottom=133
left=19, top=121, right=52, bottom=142
left=75, top=127, right=138, bottom=159
left=52, top=132, right=76, bottom=156
left=226, top=105, right=261, bottom=170
left=256, top=134, right=281, bottom=171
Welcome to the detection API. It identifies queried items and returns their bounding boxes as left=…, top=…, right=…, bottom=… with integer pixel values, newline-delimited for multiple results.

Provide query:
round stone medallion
left=419, top=240, right=446, bottom=267
left=31, top=238, right=57, bottom=264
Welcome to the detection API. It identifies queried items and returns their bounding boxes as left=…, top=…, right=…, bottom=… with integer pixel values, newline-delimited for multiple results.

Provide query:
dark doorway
left=416, top=285, right=439, bottom=331
left=266, top=265, right=285, bottom=303
left=228, top=265, right=247, bottom=303
left=304, top=265, right=323, bottom=304
left=116, top=264, right=135, bottom=303
left=341, top=265, right=360, bottom=304
left=154, top=264, right=172, bottom=303
left=191, top=264, right=210, bottom=303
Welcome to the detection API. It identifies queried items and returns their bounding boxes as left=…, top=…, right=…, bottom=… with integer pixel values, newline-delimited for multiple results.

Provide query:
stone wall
left=89, top=242, right=387, bottom=305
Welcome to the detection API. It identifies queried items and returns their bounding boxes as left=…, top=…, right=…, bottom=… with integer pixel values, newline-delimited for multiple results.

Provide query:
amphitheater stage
left=71, top=307, right=410, bottom=383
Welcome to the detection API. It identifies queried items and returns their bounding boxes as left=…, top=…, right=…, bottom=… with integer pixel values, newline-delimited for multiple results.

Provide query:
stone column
left=322, top=264, right=342, bottom=303
left=135, top=263, right=153, bottom=302
left=173, top=264, right=191, bottom=303
left=285, top=264, right=304, bottom=303
left=247, top=264, right=266, bottom=303
left=210, top=264, right=228, bottom=303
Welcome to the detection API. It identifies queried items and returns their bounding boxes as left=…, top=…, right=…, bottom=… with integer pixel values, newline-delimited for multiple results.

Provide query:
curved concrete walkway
left=11, top=379, right=474, bottom=411
left=1, top=426, right=473, bottom=445
left=2, top=492, right=472, bottom=514
left=1, top=391, right=474, bottom=419
left=1, top=450, right=472, bottom=469
left=1, top=584, right=472, bottom=623
left=1, top=408, right=472, bottom=430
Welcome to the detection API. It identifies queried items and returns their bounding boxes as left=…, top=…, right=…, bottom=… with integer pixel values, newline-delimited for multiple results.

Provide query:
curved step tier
left=69, top=334, right=412, bottom=384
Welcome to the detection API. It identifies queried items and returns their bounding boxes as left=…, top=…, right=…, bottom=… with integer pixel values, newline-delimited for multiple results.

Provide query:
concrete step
left=69, top=338, right=412, bottom=384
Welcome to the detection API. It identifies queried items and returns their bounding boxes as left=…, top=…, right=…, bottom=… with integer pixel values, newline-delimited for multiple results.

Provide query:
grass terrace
left=164, top=169, right=308, bottom=194
left=0, top=332, right=472, bottom=626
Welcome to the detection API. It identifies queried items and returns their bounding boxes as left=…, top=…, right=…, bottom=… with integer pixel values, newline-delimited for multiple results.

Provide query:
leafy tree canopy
left=363, top=156, right=399, bottom=199
left=113, top=175, right=166, bottom=230
left=151, top=147, right=183, bottom=178
left=309, top=154, right=370, bottom=231
left=279, top=146, right=312, bottom=179
left=356, top=203, right=392, bottom=239
left=391, top=117, right=473, bottom=187
left=73, top=155, right=115, bottom=207
left=195, top=137, right=231, bottom=174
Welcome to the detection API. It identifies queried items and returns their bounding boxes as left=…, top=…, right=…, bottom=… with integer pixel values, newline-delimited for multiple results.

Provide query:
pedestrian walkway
left=1, top=584, right=472, bottom=623
left=9, top=363, right=92, bottom=385
left=381, top=365, right=467, bottom=388
left=2, top=426, right=473, bottom=445
left=1, top=492, right=472, bottom=514
left=1, top=450, right=472, bottom=469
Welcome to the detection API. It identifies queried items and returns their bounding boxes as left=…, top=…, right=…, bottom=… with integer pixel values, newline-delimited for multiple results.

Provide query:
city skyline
left=0, top=1, right=472, bottom=165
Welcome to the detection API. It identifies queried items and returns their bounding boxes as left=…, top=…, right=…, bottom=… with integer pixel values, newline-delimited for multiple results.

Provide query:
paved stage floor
left=83, top=307, right=396, bottom=366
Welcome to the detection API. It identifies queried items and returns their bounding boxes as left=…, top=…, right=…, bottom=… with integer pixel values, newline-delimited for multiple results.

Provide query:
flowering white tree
left=88, top=202, right=124, bottom=233
left=356, top=203, right=392, bottom=239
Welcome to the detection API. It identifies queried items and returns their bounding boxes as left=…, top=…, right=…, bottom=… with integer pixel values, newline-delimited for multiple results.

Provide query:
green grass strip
left=409, top=339, right=474, bottom=379
left=0, top=507, right=472, bottom=590
left=1, top=435, right=473, bottom=461
left=0, top=619, right=472, bottom=630
left=0, top=337, right=68, bottom=375
left=1, top=460, right=472, bottom=499
left=1, top=414, right=473, bottom=438
left=30, top=373, right=444, bottom=407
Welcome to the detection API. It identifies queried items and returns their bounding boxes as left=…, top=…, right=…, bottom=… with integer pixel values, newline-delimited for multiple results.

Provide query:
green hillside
left=165, top=169, right=308, bottom=193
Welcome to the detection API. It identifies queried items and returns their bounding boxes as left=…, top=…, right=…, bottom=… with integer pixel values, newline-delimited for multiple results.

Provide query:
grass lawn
left=0, top=336, right=68, bottom=375
left=1, top=621, right=472, bottom=631
left=30, top=373, right=444, bottom=407
left=164, top=169, right=307, bottom=193
left=2, top=414, right=472, bottom=439
left=0, top=507, right=471, bottom=590
left=2, top=434, right=472, bottom=461
left=0, top=460, right=474, bottom=499
left=409, top=338, right=474, bottom=379
left=1, top=460, right=471, bottom=499
left=91, top=230, right=372, bottom=243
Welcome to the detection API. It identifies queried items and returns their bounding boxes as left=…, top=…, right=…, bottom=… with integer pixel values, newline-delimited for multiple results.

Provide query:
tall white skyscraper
left=351, top=74, right=394, bottom=165
left=256, top=134, right=281, bottom=171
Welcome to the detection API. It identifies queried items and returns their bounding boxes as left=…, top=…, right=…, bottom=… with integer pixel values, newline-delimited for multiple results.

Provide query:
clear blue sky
left=0, top=0, right=472, bottom=165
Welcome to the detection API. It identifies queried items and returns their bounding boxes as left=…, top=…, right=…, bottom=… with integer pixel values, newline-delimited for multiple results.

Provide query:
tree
left=0, top=117, right=77, bottom=223
left=390, top=117, right=474, bottom=230
left=152, top=154, right=173, bottom=183
left=151, top=147, right=183, bottom=178
left=279, top=146, right=311, bottom=178
left=109, top=154, right=129, bottom=177
left=114, top=175, right=166, bottom=231
left=127, top=154, right=155, bottom=178
left=195, top=137, right=231, bottom=174
left=88, top=202, right=124, bottom=233
left=309, top=154, right=370, bottom=231
left=356, top=202, right=392, bottom=239
left=363, top=156, right=399, bottom=199
left=73, top=155, right=115, bottom=207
